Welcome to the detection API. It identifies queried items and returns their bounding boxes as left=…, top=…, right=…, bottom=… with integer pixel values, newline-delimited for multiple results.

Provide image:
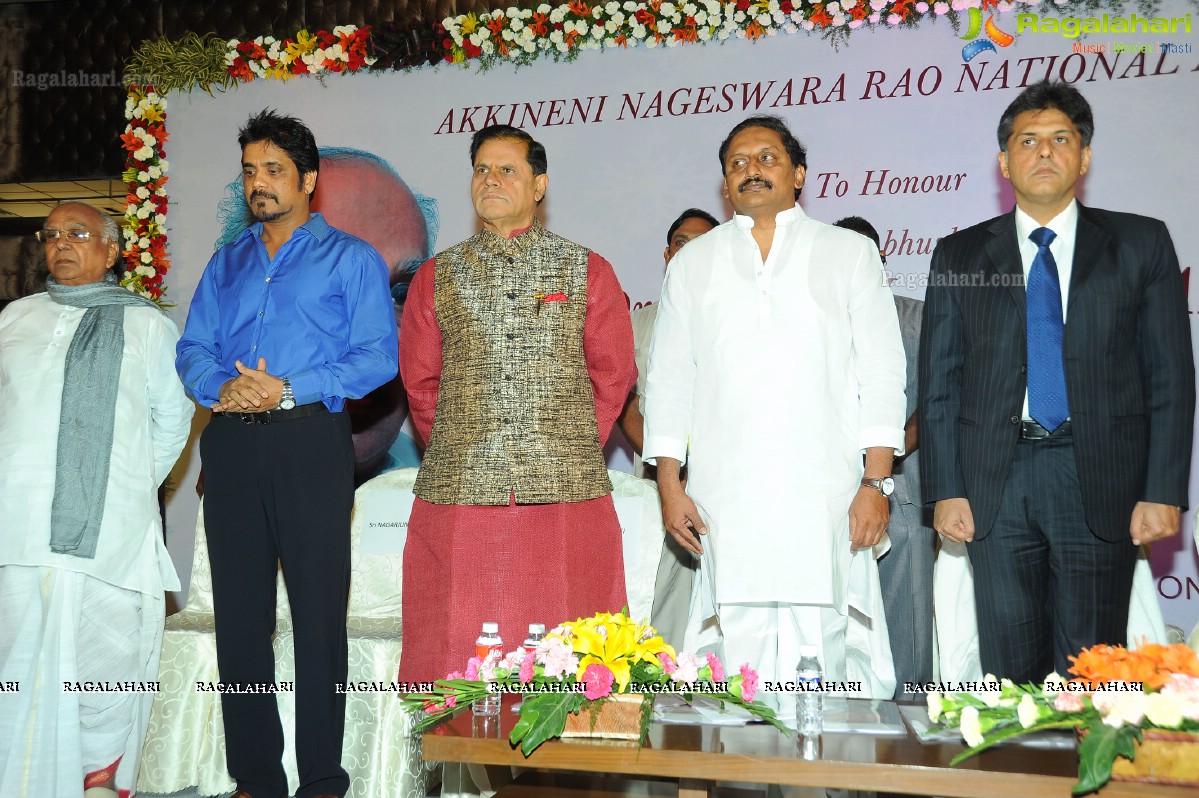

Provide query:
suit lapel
left=1069, top=204, right=1111, bottom=312
left=984, top=212, right=1025, bottom=329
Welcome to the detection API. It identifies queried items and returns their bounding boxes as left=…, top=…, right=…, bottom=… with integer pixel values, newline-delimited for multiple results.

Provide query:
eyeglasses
left=36, top=228, right=95, bottom=244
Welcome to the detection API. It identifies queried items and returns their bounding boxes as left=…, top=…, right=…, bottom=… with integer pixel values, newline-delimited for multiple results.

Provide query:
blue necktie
left=1026, top=226, right=1069, bottom=432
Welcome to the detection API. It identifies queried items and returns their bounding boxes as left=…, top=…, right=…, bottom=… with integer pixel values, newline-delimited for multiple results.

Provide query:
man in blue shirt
left=176, top=110, right=398, bottom=798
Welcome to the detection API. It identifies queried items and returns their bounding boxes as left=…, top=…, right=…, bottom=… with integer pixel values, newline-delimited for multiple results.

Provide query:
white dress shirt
left=643, top=206, right=906, bottom=606
left=0, top=293, right=194, bottom=596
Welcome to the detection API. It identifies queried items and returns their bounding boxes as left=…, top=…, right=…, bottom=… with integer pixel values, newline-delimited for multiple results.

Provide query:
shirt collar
left=1014, top=200, right=1077, bottom=246
left=236, top=212, right=330, bottom=245
left=733, top=204, right=805, bottom=231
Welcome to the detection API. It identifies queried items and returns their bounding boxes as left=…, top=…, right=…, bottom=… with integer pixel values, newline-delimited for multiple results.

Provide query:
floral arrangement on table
left=119, top=86, right=170, bottom=302
left=401, top=610, right=787, bottom=755
left=929, top=643, right=1199, bottom=795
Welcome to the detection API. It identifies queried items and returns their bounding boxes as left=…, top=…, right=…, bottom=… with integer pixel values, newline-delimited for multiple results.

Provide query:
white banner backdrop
left=161, top=2, right=1199, bottom=631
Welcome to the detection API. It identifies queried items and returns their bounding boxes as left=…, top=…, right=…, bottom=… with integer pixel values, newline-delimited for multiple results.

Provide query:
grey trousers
left=877, top=501, right=935, bottom=698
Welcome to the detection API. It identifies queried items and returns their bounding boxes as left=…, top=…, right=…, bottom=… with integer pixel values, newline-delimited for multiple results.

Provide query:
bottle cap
left=482, top=622, right=499, bottom=634
left=528, top=623, right=546, bottom=634
left=799, top=644, right=818, bottom=657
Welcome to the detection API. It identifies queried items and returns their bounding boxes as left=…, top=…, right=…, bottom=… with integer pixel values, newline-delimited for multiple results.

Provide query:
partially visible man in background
left=618, top=207, right=718, bottom=479
left=0, top=203, right=193, bottom=797
left=836, top=215, right=934, bottom=697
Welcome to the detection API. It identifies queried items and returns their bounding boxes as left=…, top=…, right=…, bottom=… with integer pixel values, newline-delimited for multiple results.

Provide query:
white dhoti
left=0, top=565, right=163, bottom=798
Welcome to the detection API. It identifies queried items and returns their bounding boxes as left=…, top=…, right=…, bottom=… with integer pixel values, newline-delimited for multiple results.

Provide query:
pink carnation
left=672, top=651, right=701, bottom=683
left=706, top=652, right=726, bottom=682
left=446, top=671, right=463, bottom=681
left=582, top=663, right=615, bottom=700
left=445, top=695, right=457, bottom=708
left=1053, top=691, right=1084, bottom=713
left=464, top=657, right=482, bottom=681
left=739, top=664, right=759, bottom=702
left=520, top=651, right=536, bottom=684
left=657, top=651, right=677, bottom=674
left=424, top=702, right=442, bottom=714
left=541, top=637, right=579, bottom=679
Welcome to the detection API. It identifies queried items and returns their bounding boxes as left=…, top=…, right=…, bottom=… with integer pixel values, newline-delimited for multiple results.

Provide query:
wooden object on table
left=561, top=694, right=649, bottom=740
left=422, top=703, right=1199, bottom=798
left=1110, top=730, right=1199, bottom=787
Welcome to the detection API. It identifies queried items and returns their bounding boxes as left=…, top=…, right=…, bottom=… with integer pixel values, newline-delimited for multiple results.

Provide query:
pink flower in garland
left=581, top=663, right=616, bottom=699
left=706, top=652, right=726, bottom=682
left=739, top=663, right=759, bottom=702
left=657, top=651, right=677, bottom=674
left=520, top=651, right=536, bottom=684
left=445, top=695, right=458, bottom=709
left=1053, top=692, right=1084, bottom=713
left=464, top=656, right=482, bottom=681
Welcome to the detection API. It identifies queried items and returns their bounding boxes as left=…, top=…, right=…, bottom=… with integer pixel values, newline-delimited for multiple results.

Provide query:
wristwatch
left=860, top=476, right=895, bottom=497
left=278, top=378, right=296, bottom=410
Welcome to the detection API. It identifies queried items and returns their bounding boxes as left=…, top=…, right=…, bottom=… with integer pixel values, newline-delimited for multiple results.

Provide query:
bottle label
left=476, top=643, right=502, bottom=660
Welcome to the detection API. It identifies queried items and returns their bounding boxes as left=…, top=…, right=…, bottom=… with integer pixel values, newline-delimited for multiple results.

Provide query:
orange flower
left=567, top=0, right=592, bottom=16
left=120, top=130, right=144, bottom=153
left=745, top=21, right=766, bottom=40
left=1069, top=643, right=1199, bottom=690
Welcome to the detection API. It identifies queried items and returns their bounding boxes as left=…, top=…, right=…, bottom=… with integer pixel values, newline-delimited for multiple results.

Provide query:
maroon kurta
left=397, top=235, right=636, bottom=682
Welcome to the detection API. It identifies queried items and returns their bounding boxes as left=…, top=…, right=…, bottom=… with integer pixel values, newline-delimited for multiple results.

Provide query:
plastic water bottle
left=521, top=623, right=546, bottom=654
left=473, top=622, right=503, bottom=716
left=796, top=644, right=824, bottom=736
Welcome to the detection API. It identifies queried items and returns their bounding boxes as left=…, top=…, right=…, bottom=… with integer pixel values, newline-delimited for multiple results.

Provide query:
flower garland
left=120, top=86, right=170, bottom=301
left=225, top=25, right=376, bottom=81
left=436, top=0, right=1019, bottom=68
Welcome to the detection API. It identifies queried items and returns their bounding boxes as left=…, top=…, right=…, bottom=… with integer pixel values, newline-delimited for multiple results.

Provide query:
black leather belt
left=217, top=402, right=327, bottom=425
left=1020, top=419, right=1071, bottom=440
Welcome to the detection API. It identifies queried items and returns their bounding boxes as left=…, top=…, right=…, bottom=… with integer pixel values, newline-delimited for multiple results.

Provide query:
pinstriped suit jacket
left=917, top=205, right=1195, bottom=543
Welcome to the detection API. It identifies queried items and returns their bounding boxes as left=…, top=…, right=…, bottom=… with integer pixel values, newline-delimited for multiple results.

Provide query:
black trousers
left=201, top=410, right=354, bottom=798
left=967, top=430, right=1138, bottom=684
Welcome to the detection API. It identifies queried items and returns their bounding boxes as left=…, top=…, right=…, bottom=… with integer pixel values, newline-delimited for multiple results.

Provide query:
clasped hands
left=212, top=358, right=284, bottom=413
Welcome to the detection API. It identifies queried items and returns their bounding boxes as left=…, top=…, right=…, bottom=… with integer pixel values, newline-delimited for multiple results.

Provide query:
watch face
left=881, top=477, right=895, bottom=496
left=280, top=397, right=296, bottom=410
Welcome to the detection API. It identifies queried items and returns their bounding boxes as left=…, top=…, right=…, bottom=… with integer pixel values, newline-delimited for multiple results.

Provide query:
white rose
left=155, top=214, right=167, bottom=225
left=157, top=159, right=169, bottom=172
left=512, top=18, right=525, bottom=30
left=960, top=706, right=983, bottom=747
left=1144, top=693, right=1183, bottom=729
left=549, top=8, right=566, bottom=22
left=148, top=166, right=162, bottom=179
left=661, top=2, right=676, bottom=14
left=136, top=207, right=151, bottom=220
left=136, top=186, right=150, bottom=200
left=632, top=23, right=647, bottom=37
left=698, top=26, right=712, bottom=38
left=138, top=237, right=150, bottom=248
left=683, top=2, right=698, bottom=13
left=134, top=146, right=154, bottom=161
left=657, top=19, right=672, bottom=32
left=606, top=1, right=620, bottom=12
left=537, top=4, right=552, bottom=13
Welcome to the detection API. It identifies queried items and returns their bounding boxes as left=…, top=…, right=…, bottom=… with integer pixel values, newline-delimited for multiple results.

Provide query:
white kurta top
left=0, top=293, right=194, bottom=596
left=643, top=206, right=906, bottom=607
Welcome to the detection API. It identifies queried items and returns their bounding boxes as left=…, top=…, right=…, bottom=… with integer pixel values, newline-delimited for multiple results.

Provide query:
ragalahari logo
left=959, top=5, right=1016, bottom=61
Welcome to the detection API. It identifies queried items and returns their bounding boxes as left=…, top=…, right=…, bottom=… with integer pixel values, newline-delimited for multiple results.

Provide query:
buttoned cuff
left=859, top=425, right=904, bottom=455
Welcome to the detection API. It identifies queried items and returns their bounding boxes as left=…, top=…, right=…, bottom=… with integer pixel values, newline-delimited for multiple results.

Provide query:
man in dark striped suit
left=919, top=81, right=1194, bottom=683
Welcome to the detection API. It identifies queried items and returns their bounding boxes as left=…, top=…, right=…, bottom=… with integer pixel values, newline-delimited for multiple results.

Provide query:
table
left=420, top=705, right=1195, bottom=798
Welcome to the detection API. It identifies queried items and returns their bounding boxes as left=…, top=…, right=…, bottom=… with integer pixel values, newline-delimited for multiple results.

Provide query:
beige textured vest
left=414, top=223, right=612, bottom=505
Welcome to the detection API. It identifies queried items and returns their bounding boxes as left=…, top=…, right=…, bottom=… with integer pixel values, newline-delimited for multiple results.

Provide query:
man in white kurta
left=643, top=117, right=906, bottom=690
left=0, top=203, right=193, bottom=797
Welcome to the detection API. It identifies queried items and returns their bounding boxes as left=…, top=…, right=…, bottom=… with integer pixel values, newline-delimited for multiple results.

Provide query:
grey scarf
left=45, top=272, right=162, bottom=558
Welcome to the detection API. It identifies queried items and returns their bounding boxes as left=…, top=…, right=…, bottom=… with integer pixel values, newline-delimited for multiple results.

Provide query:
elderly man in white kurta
left=643, top=117, right=906, bottom=689
left=0, top=203, right=193, bottom=798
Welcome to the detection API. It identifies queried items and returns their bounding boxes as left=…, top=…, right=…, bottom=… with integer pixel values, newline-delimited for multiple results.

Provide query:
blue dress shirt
left=176, top=213, right=399, bottom=411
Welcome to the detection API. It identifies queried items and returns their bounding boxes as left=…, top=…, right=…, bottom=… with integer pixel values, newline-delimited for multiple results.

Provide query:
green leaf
left=1073, top=722, right=1139, bottom=796
left=949, top=718, right=1084, bottom=766
left=508, top=693, right=584, bottom=756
